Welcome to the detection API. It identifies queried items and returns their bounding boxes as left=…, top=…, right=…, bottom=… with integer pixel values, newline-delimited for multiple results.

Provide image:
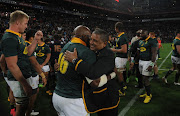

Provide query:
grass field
left=1, top=43, right=180, bottom=116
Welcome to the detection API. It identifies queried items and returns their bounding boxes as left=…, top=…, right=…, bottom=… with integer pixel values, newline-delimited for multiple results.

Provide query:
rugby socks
left=119, top=81, right=125, bottom=93
left=10, top=103, right=15, bottom=109
left=165, top=70, right=173, bottom=79
left=175, top=72, right=180, bottom=83
left=123, top=71, right=127, bottom=83
left=145, top=85, right=151, bottom=96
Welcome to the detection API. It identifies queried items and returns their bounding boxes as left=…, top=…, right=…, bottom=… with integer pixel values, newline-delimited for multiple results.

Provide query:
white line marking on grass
left=118, top=50, right=172, bottom=116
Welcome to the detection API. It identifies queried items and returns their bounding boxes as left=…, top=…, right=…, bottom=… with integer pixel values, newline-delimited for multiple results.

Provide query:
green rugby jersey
left=1, top=29, right=32, bottom=80
left=115, top=32, right=128, bottom=58
left=35, top=42, right=51, bottom=65
left=138, top=36, right=157, bottom=61
left=25, top=41, right=38, bottom=77
left=54, top=37, right=96, bottom=98
left=172, top=37, right=180, bottom=57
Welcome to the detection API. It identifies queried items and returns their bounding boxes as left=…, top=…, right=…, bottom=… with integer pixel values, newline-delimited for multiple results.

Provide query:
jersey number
left=172, top=43, right=175, bottom=50
left=54, top=45, right=61, bottom=52
left=58, top=52, right=69, bottom=74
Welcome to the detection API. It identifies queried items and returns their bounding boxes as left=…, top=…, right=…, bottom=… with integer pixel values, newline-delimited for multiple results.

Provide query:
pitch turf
left=1, top=43, right=180, bottom=116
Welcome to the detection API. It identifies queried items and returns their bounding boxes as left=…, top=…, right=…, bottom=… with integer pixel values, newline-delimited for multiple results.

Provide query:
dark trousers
left=97, top=107, right=118, bottom=116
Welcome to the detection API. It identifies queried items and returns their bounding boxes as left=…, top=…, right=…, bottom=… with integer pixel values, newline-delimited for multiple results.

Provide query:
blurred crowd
left=0, top=3, right=180, bottom=44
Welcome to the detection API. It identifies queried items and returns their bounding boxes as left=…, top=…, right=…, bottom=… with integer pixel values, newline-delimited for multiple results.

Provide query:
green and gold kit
left=54, top=37, right=96, bottom=98
left=115, top=32, right=128, bottom=58
left=172, top=37, right=180, bottom=57
left=25, top=41, right=38, bottom=77
left=1, top=29, right=31, bottom=80
left=35, top=43, right=51, bottom=65
left=138, top=36, right=157, bottom=61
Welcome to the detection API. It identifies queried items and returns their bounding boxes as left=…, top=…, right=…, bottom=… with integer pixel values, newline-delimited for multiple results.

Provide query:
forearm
left=41, top=54, right=51, bottom=66
left=8, top=64, right=28, bottom=86
left=151, top=48, right=157, bottom=62
left=27, top=39, right=38, bottom=56
left=0, top=55, right=7, bottom=74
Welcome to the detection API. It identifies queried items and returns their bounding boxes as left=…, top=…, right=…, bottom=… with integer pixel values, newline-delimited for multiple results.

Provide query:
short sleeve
left=2, top=38, right=18, bottom=57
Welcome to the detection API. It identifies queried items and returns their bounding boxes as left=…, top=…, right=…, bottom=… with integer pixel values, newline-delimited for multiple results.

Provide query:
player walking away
left=149, top=32, right=159, bottom=79
left=128, top=30, right=143, bottom=88
left=138, top=30, right=157, bottom=104
left=52, top=25, right=96, bottom=116
left=157, top=37, right=163, bottom=59
left=35, top=32, right=51, bottom=95
left=162, top=30, right=180, bottom=85
left=111, top=22, right=128, bottom=96
left=64, top=28, right=119, bottom=116
left=1, top=10, right=41, bottom=116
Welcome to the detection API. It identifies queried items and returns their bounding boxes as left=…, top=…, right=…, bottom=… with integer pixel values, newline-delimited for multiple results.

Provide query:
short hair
left=93, top=28, right=108, bottom=42
left=9, top=10, right=29, bottom=24
left=149, top=32, right=155, bottom=36
left=26, top=29, right=36, bottom=41
left=115, top=22, right=124, bottom=32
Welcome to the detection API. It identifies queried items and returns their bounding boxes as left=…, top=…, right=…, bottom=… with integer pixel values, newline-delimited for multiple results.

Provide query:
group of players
left=1, top=10, right=180, bottom=116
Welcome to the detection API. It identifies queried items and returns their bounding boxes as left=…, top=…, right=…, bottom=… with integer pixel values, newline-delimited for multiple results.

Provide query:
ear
left=104, top=41, right=107, bottom=47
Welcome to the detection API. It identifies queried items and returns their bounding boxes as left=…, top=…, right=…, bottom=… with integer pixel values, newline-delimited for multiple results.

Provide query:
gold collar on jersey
left=25, top=41, right=31, bottom=44
left=6, top=29, right=22, bottom=38
left=175, top=37, right=180, bottom=40
left=38, top=42, right=45, bottom=46
left=71, top=37, right=87, bottom=46
left=117, top=32, right=125, bottom=38
left=144, top=36, right=150, bottom=41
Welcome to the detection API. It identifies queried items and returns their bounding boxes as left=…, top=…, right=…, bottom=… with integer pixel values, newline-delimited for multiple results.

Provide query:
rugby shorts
left=42, top=65, right=50, bottom=72
left=52, top=93, right=89, bottom=116
left=139, top=60, right=154, bottom=76
left=115, top=57, right=128, bottom=69
left=171, top=56, right=180, bottom=64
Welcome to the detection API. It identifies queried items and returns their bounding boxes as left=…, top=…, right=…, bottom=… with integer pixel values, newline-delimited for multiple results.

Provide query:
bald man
left=52, top=25, right=96, bottom=116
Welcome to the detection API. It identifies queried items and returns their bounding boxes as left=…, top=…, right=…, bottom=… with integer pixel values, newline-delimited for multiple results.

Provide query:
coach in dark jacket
left=64, top=29, right=120, bottom=116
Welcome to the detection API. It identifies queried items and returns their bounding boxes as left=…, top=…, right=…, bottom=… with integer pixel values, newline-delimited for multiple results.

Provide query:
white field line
left=118, top=50, right=172, bottom=116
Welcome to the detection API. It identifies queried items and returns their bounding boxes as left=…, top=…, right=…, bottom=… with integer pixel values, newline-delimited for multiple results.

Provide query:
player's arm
left=64, top=48, right=115, bottom=79
left=151, top=47, right=157, bottom=63
left=0, top=54, right=7, bottom=74
left=41, top=53, right=51, bottom=67
left=29, top=56, right=47, bottom=87
left=5, top=56, right=32, bottom=96
left=176, top=45, right=180, bottom=55
left=27, top=31, right=42, bottom=56
left=111, top=44, right=127, bottom=53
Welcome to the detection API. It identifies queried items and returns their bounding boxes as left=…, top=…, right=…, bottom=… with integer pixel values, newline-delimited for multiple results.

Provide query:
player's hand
left=34, top=31, right=43, bottom=41
left=130, top=63, right=134, bottom=70
left=110, top=48, right=116, bottom=52
left=54, top=59, right=59, bottom=71
left=40, top=65, right=43, bottom=69
left=42, top=77, right=47, bottom=87
left=64, top=48, right=78, bottom=62
left=128, top=57, right=131, bottom=62
left=147, top=66, right=153, bottom=71
left=22, top=82, right=32, bottom=97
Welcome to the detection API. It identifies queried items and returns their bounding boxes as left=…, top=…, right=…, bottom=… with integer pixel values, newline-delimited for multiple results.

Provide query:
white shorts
left=139, top=60, right=154, bottom=76
left=52, top=93, right=89, bottom=116
left=42, top=65, right=50, bottom=72
left=171, top=56, right=180, bottom=64
left=131, top=57, right=134, bottom=63
left=115, top=57, right=128, bottom=69
left=29, top=75, right=39, bottom=89
left=5, top=77, right=38, bottom=97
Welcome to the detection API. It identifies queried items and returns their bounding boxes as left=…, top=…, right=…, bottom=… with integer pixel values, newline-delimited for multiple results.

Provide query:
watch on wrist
left=72, top=58, right=77, bottom=64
